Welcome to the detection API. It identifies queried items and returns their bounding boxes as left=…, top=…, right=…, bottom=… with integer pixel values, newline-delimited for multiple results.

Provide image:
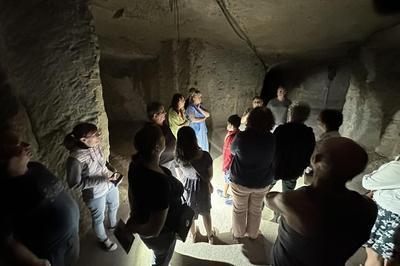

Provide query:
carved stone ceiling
left=90, top=0, right=400, bottom=63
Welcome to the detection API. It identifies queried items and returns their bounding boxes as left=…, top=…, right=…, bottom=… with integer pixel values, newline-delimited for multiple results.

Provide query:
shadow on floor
left=171, top=252, right=234, bottom=266
left=240, top=235, right=272, bottom=266
left=192, top=232, right=272, bottom=265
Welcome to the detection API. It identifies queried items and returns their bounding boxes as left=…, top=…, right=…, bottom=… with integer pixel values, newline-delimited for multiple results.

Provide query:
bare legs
left=365, top=247, right=384, bottom=266
left=364, top=247, right=399, bottom=266
left=189, top=213, right=215, bottom=243
left=223, top=183, right=230, bottom=198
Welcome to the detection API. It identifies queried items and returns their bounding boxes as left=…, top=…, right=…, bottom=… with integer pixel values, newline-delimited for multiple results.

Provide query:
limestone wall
left=101, top=38, right=265, bottom=128
left=270, top=63, right=350, bottom=135
left=274, top=45, right=399, bottom=158
left=0, top=0, right=109, bottom=234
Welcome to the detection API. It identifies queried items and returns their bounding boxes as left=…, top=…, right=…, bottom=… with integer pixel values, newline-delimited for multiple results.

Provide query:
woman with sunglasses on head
left=186, top=90, right=210, bottom=152
left=0, top=132, right=79, bottom=266
left=64, top=123, right=120, bottom=252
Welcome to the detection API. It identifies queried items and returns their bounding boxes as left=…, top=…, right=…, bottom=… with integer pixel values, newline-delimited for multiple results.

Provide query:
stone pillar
left=0, top=0, right=109, bottom=234
left=341, top=63, right=383, bottom=149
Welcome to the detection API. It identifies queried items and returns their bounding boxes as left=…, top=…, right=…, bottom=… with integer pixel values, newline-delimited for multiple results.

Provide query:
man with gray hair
left=272, top=102, right=316, bottom=192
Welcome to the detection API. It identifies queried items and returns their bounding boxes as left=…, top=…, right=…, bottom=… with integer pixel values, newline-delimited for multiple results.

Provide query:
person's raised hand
left=33, top=258, right=51, bottom=266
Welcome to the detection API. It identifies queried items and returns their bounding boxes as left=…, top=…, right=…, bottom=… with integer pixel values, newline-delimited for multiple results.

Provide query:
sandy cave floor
left=76, top=123, right=367, bottom=266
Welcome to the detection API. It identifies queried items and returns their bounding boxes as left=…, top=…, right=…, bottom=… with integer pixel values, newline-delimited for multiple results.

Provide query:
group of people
left=1, top=85, right=399, bottom=266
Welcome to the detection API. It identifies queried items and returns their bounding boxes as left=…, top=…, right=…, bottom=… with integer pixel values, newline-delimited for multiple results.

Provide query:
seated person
left=267, top=137, right=377, bottom=266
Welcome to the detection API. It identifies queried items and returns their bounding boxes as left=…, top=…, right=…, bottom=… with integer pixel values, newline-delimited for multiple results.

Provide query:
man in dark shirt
left=266, top=137, right=377, bottom=266
left=273, top=102, right=315, bottom=192
left=146, top=102, right=176, bottom=169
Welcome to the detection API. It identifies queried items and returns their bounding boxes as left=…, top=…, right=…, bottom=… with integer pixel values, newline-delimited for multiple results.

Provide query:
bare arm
left=189, top=116, right=207, bottom=123
left=126, top=208, right=169, bottom=238
left=3, top=236, right=51, bottom=266
left=187, top=105, right=208, bottom=123
left=266, top=191, right=318, bottom=236
left=207, top=164, right=213, bottom=182
left=241, top=113, right=249, bottom=124
left=198, top=106, right=210, bottom=118
left=265, top=192, right=283, bottom=213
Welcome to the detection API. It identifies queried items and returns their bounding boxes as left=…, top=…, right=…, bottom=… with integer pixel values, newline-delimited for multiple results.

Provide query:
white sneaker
left=101, top=238, right=118, bottom=251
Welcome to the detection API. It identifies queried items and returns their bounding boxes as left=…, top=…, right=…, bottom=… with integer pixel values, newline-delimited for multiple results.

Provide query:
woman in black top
left=0, top=132, right=80, bottom=266
left=127, top=124, right=184, bottom=266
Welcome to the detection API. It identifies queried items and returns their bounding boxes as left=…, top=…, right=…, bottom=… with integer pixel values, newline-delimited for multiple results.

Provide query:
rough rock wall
left=273, top=63, right=350, bottom=135
left=0, top=0, right=109, bottom=234
left=341, top=57, right=384, bottom=149
left=342, top=46, right=400, bottom=156
left=100, top=57, right=155, bottom=122
left=275, top=46, right=399, bottom=157
left=101, top=38, right=265, bottom=128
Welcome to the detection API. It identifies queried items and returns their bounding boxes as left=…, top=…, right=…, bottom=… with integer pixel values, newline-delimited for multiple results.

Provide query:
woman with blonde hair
left=186, top=89, right=210, bottom=152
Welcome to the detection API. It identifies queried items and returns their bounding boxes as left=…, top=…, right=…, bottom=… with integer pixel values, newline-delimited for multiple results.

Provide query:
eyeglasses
left=156, top=110, right=166, bottom=115
left=87, top=131, right=102, bottom=138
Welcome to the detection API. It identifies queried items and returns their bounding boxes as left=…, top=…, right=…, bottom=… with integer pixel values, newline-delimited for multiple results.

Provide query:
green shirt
left=168, top=107, right=188, bottom=138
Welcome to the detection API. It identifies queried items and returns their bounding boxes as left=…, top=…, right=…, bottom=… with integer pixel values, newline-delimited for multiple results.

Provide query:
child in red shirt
left=218, top=115, right=241, bottom=204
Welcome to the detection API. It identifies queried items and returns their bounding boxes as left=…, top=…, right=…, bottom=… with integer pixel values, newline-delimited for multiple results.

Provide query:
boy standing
left=218, top=114, right=241, bottom=205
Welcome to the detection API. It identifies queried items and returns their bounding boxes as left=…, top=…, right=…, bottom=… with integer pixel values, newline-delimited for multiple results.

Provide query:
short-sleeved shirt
left=1, top=162, right=79, bottom=253
left=128, top=162, right=184, bottom=225
left=175, top=151, right=213, bottom=182
left=223, top=130, right=239, bottom=172
left=230, top=128, right=275, bottom=188
left=159, top=123, right=177, bottom=165
left=267, top=98, right=291, bottom=125
left=168, top=107, right=188, bottom=138
left=273, top=122, right=315, bottom=180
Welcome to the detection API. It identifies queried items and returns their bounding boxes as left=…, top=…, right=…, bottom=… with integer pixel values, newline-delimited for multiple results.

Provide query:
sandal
left=208, top=229, right=217, bottom=245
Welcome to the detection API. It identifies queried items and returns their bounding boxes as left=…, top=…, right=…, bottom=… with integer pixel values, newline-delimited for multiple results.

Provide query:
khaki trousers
left=231, top=182, right=268, bottom=239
